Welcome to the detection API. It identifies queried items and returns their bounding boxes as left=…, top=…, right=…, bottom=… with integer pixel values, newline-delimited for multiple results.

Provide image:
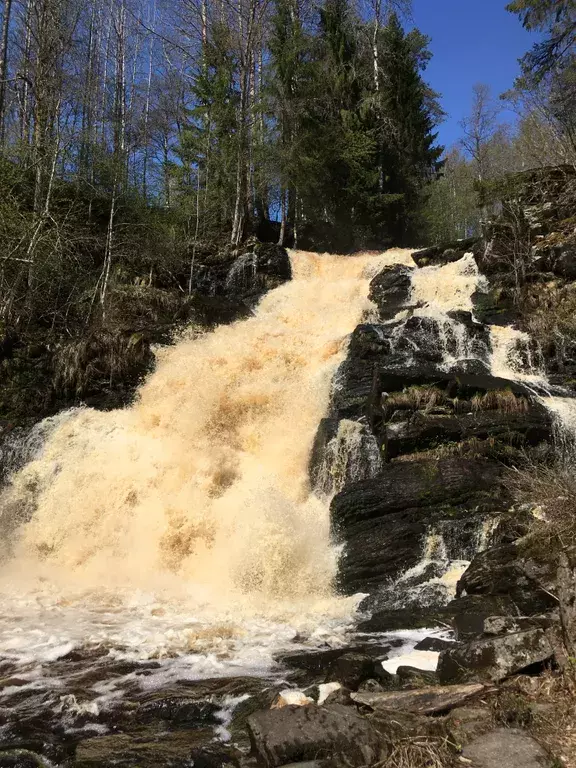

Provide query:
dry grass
left=471, top=389, right=529, bottom=414
left=509, top=459, right=576, bottom=552
left=384, top=386, right=449, bottom=415
left=384, top=386, right=529, bottom=419
left=393, top=436, right=519, bottom=463
left=519, top=281, right=576, bottom=367
left=53, top=330, right=152, bottom=399
left=379, top=738, right=458, bottom=768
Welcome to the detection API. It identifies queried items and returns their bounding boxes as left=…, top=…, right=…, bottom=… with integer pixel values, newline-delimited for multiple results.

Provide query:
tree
left=379, top=11, right=443, bottom=242
left=507, top=0, right=576, bottom=163
left=423, top=146, right=480, bottom=243
left=507, top=0, right=576, bottom=79
left=459, top=83, right=501, bottom=183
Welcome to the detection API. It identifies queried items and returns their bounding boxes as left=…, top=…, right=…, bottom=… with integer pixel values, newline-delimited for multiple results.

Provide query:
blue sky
left=410, top=0, right=538, bottom=150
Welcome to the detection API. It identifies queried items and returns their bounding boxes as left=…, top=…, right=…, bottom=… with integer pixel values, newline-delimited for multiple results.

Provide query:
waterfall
left=0, top=249, right=415, bottom=667
left=313, top=419, right=383, bottom=497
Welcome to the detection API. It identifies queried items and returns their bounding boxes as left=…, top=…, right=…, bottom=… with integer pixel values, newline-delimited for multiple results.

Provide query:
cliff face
left=319, top=163, right=576, bottom=684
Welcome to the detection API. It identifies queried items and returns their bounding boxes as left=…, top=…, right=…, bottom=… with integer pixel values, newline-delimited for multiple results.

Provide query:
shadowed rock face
left=331, top=458, right=508, bottom=599
left=368, top=264, right=414, bottom=320
left=192, top=241, right=292, bottom=305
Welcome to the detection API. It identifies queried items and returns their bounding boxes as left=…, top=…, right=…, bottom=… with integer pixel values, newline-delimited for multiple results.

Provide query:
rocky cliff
left=315, top=163, right=576, bottom=690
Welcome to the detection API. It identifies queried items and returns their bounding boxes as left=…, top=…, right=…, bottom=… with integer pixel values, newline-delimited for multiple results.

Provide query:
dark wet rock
left=308, top=417, right=382, bottom=496
left=74, top=728, right=225, bottom=767
left=332, top=458, right=502, bottom=531
left=351, top=682, right=485, bottom=715
left=371, top=665, right=401, bottom=690
left=412, top=238, right=479, bottom=268
left=277, top=645, right=392, bottom=685
left=368, top=265, right=414, bottom=320
left=188, top=746, right=241, bottom=768
left=414, top=636, right=457, bottom=652
left=456, top=544, right=559, bottom=617
left=137, top=693, right=220, bottom=725
left=396, top=666, right=439, bottom=689
left=438, top=627, right=558, bottom=684
left=192, top=240, right=291, bottom=306
left=332, top=458, right=507, bottom=596
left=179, top=676, right=269, bottom=698
left=246, top=703, right=386, bottom=767
left=461, top=727, right=552, bottom=768
left=0, top=750, right=52, bottom=768
left=327, top=653, right=379, bottom=690
left=384, top=405, right=550, bottom=459
left=356, top=608, right=451, bottom=633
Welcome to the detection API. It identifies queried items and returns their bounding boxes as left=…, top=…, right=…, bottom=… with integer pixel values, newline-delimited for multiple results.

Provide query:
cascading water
left=1, top=245, right=572, bottom=745
left=0, top=249, right=415, bottom=681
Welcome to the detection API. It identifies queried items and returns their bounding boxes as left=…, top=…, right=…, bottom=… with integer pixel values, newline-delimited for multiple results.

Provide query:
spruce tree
left=379, top=12, right=443, bottom=242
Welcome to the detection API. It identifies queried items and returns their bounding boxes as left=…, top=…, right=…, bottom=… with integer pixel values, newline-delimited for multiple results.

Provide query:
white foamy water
left=0, top=249, right=414, bottom=680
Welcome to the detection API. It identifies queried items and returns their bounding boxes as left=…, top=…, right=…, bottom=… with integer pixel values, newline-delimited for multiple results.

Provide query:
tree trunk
left=0, top=0, right=13, bottom=142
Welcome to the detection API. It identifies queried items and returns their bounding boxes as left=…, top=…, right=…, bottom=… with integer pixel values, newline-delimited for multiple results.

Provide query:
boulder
left=368, top=265, right=414, bottom=320
left=414, top=636, right=458, bottom=652
left=437, top=627, right=558, bottom=684
left=246, top=704, right=386, bottom=768
left=137, top=694, right=219, bottom=725
left=412, top=238, right=479, bottom=268
left=396, top=666, right=439, bottom=689
left=456, top=544, right=559, bottom=617
left=448, top=595, right=520, bottom=641
left=328, top=653, right=378, bottom=690
left=276, top=645, right=393, bottom=687
left=356, top=608, right=450, bottom=633
left=351, top=682, right=485, bottom=715
left=461, top=728, right=552, bottom=768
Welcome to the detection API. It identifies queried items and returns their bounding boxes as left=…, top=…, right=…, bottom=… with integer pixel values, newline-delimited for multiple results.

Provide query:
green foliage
left=422, top=148, right=479, bottom=244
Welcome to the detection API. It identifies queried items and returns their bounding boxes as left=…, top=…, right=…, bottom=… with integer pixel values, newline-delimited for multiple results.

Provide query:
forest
left=0, top=0, right=573, bottom=342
